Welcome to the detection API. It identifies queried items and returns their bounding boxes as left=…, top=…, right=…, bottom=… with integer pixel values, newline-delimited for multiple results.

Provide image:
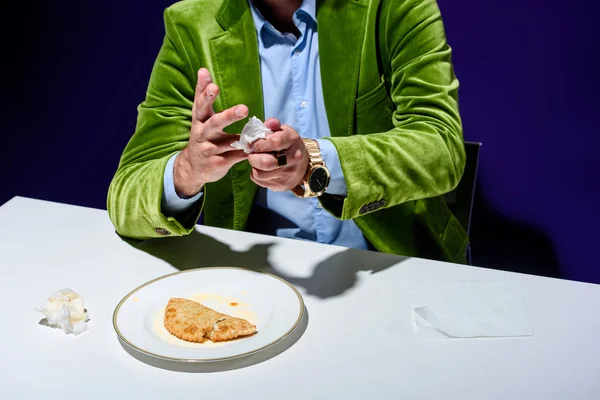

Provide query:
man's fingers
left=251, top=168, right=287, bottom=187
left=264, top=118, right=281, bottom=132
left=194, top=82, right=219, bottom=122
left=217, top=150, right=248, bottom=169
left=247, top=153, right=280, bottom=172
left=193, top=68, right=220, bottom=122
left=194, top=68, right=212, bottom=98
left=205, top=104, right=249, bottom=132
left=194, top=134, right=243, bottom=156
left=211, top=134, right=244, bottom=154
left=252, top=129, right=294, bottom=153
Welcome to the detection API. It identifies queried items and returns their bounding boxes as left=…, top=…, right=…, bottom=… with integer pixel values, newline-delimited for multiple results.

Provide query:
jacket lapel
left=206, top=0, right=263, bottom=230
left=317, top=0, right=369, bottom=137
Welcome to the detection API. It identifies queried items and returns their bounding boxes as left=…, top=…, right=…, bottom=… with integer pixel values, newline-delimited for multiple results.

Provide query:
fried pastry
left=164, top=297, right=256, bottom=343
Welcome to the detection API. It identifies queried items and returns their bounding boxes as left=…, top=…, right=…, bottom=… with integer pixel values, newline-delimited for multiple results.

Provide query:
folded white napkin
left=410, top=281, right=534, bottom=338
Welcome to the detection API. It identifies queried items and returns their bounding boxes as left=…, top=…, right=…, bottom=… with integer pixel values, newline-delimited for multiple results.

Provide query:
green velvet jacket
left=107, top=0, right=469, bottom=263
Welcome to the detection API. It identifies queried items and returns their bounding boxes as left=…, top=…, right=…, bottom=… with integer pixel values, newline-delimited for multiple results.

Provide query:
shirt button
left=300, top=100, right=308, bottom=108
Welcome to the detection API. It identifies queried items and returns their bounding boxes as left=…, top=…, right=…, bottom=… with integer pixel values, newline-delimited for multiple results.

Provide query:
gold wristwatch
left=291, top=139, right=331, bottom=198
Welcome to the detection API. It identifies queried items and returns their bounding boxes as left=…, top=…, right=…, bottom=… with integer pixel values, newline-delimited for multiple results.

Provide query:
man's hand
left=249, top=121, right=310, bottom=192
left=174, top=68, right=249, bottom=197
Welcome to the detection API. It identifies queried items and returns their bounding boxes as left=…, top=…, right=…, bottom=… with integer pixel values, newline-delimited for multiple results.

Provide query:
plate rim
left=112, top=266, right=305, bottom=363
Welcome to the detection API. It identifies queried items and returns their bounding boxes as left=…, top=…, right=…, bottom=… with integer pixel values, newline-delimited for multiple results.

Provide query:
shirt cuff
left=316, top=138, right=348, bottom=196
left=162, top=152, right=203, bottom=216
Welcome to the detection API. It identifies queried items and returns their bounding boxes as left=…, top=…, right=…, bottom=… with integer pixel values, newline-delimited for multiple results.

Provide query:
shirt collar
left=297, top=0, right=317, bottom=24
left=249, top=0, right=316, bottom=46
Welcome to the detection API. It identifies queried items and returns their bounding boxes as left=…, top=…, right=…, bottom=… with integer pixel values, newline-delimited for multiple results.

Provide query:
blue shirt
left=162, top=0, right=368, bottom=250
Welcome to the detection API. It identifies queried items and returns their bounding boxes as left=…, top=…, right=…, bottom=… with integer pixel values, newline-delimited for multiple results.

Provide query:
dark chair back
left=444, top=141, right=482, bottom=262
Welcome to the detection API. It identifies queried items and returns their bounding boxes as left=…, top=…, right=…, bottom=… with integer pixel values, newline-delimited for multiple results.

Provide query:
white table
left=1, top=196, right=599, bottom=399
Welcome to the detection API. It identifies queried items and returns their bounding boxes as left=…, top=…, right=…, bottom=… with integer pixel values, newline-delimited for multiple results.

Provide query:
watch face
left=308, top=166, right=329, bottom=194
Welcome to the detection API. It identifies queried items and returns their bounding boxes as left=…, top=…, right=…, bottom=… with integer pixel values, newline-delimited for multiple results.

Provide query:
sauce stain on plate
left=151, top=292, right=257, bottom=349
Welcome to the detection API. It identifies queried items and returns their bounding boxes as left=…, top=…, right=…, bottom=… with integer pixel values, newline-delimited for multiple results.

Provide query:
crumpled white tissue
left=35, top=289, right=89, bottom=335
left=231, top=116, right=272, bottom=153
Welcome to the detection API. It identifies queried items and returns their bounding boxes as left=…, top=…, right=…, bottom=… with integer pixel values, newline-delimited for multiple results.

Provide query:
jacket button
left=377, top=199, right=386, bottom=208
left=359, top=205, right=369, bottom=215
left=367, top=202, right=376, bottom=212
left=155, top=228, right=171, bottom=236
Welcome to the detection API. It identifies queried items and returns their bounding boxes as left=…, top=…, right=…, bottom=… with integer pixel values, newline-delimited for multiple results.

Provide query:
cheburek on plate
left=164, top=297, right=257, bottom=343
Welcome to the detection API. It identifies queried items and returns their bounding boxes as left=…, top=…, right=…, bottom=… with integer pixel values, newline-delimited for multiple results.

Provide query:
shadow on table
left=118, top=306, right=309, bottom=373
left=271, top=248, right=408, bottom=299
left=127, top=230, right=276, bottom=271
left=122, top=229, right=406, bottom=299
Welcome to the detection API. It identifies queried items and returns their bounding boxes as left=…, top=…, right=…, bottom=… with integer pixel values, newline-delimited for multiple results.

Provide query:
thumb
left=222, top=149, right=249, bottom=168
left=264, top=118, right=281, bottom=132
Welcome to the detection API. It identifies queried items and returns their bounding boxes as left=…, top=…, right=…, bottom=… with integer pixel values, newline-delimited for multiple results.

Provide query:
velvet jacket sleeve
left=107, top=8, right=202, bottom=239
left=320, top=0, right=466, bottom=220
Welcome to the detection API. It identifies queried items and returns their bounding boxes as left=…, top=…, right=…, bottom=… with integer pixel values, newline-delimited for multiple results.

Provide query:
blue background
left=2, top=0, right=598, bottom=283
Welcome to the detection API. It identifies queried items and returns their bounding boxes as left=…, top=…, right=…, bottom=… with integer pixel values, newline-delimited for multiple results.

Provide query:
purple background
left=2, top=0, right=599, bottom=283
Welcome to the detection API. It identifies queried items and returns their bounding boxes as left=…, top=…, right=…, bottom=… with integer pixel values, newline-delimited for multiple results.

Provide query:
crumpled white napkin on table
left=35, top=288, right=90, bottom=335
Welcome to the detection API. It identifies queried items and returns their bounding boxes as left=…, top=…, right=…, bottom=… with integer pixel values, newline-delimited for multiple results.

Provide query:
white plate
left=113, top=267, right=304, bottom=362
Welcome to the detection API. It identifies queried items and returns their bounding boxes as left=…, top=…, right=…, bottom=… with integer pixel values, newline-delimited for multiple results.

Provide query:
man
left=107, top=0, right=469, bottom=263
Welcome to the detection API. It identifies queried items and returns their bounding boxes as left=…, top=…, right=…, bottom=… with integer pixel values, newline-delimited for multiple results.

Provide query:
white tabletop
left=1, top=196, right=599, bottom=399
